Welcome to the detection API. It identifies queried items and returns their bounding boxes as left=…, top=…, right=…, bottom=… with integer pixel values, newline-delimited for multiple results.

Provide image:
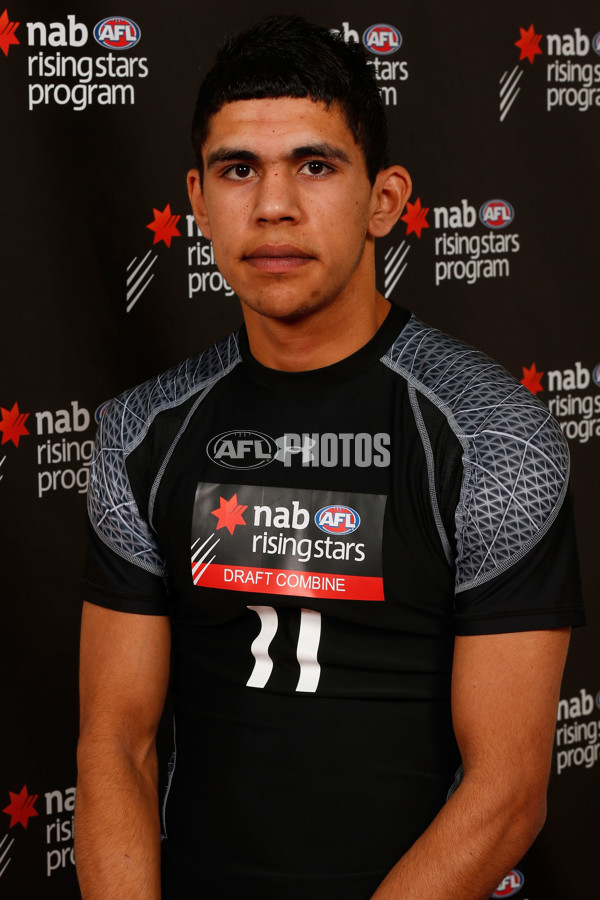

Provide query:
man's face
left=188, top=97, right=380, bottom=322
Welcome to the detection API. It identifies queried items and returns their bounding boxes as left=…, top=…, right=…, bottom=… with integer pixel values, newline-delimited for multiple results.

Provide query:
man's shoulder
left=384, top=315, right=563, bottom=447
left=384, top=317, right=572, bottom=592
left=384, top=315, right=522, bottom=406
left=98, top=330, right=242, bottom=453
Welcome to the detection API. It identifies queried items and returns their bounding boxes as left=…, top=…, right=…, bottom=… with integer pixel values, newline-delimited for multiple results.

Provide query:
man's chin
left=239, top=293, right=330, bottom=324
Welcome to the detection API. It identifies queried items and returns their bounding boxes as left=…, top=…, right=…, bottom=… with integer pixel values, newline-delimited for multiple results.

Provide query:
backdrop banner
left=1, top=2, right=597, bottom=897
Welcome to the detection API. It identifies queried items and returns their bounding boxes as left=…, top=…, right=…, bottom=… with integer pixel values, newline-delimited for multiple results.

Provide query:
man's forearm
left=370, top=773, right=545, bottom=900
left=75, top=741, right=162, bottom=900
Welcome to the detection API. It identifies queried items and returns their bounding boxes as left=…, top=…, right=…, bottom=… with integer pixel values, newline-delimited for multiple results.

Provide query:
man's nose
left=253, top=169, right=301, bottom=223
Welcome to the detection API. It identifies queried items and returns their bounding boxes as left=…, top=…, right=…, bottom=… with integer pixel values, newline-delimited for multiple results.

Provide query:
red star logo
left=401, top=197, right=430, bottom=239
left=146, top=204, right=181, bottom=247
left=515, top=24, right=543, bottom=64
left=211, top=494, right=248, bottom=535
left=0, top=9, right=19, bottom=56
left=3, top=786, right=39, bottom=829
left=0, top=402, right=29, bottom=447
left=521, top=362, right=544, bottom=395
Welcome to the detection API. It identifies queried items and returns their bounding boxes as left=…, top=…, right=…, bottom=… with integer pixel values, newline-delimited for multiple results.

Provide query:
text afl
left=315, top=506, right=361, bottom=535
left=93, top=17, right=141, bottom=50
left=363, top=24, right=402, bottom=56
left=479, top=199, right=514, bottom=229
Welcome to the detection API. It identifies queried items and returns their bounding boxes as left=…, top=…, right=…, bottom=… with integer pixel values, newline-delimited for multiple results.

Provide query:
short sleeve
left=453, top=488, right=584, bottom=634
left=450, top=371, right=585, bottom=633
left=382, top=315, right=584, bottom=636
left=81, top=396, right=170, bottom=616
left=82, top=520, right=170, bottom=615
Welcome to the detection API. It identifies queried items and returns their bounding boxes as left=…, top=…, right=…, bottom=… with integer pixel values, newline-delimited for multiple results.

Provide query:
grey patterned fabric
left=88, top=333, right=241, bottom=575
left=382, top=316, right=570, bottom=592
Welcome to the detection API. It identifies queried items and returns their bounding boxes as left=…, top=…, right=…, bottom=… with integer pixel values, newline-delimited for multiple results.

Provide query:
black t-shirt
left=82, top=304, right=583, bottom=899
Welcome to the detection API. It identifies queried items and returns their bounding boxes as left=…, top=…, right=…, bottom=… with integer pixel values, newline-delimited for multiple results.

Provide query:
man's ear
left=187, top=169, right=212, bottom=240
left=367, top=166, right=412, bottom=238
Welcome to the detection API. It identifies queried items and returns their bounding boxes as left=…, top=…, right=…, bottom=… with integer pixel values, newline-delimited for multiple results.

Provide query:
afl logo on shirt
left=207, top=430, right=277, bottom=469
left=363, top=24, right=402, bottom=56
left=93, top=17, right=141, bottom=49
left=492, top=869, right=525, bottom=898
left=315, top=505, right=360, bottom=535
left=479, top=199, right=514, bottom=230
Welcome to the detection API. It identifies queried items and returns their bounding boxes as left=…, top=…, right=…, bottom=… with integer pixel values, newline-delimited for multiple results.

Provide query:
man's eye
left=301, top=161, right=331, bottom=176
left=224, top=164, right=255, bottom=180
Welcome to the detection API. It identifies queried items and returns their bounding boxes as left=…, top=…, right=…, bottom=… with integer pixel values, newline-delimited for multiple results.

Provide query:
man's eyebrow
left=285, top=143, right=350, bottom=164
left=205, top=148, right=259, bottom=169
left=205, top=142, right=351, bottom=170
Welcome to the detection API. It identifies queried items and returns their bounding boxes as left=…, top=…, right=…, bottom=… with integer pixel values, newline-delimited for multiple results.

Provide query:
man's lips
left=243, top=245, right=315, bottom=272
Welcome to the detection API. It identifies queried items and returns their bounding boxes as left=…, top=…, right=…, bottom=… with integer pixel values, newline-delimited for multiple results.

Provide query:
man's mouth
left=243, top=245, right=314, bottom=272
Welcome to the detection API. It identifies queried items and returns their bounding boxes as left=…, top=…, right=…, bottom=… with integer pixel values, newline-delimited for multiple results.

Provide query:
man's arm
left=75, top=601, right=171, bottom=900
left=371, top=627, right=570, bottom=900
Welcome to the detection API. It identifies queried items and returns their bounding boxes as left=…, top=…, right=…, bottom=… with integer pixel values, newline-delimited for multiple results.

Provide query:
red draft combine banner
left=192, top=562, right=385, bottom=601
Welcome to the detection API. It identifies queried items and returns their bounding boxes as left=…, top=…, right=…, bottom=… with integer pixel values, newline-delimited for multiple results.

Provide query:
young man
left=75, top=17, right=583, bottom=900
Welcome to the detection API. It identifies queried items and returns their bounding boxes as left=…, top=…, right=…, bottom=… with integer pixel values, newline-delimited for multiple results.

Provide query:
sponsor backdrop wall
left=1, top=1, right=597, bottom=897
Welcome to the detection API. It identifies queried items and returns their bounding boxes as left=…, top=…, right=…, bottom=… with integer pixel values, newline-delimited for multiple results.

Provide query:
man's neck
left=242, top=292, right=391, bottom=372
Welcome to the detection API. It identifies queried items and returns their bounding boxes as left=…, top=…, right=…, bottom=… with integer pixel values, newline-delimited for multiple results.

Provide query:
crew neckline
left=239, top=303, right=411, bottom=390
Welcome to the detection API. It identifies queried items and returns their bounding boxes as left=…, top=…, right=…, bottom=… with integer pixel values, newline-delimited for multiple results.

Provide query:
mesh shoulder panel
left=382, top=317, right=570, bottom=592
left=88, top=332, right=241, bottom=576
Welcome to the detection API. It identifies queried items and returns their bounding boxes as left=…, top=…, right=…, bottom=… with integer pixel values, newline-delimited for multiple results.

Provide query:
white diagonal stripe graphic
left=499, top=67, right=523, bottom=121
left=385, top=241, right=406, bottom=265
left=126, top=273, right=156, bottom=313
left=500, top=72, right=523, bottom=109
left=191, top=534, right=220, bottom=560
left=127, top=254, right=158, bottom=299
left=386, top=261, right=409, bottom=298
left=385, top=244, right=410, bottom=284
left=192, top=556, right=216, bottom=584
left=500, top=86, right=521, bottom=122
left=0, top=835, right=14, bottom=878
left=384, top=243, right=410, bottom=296
left=127, top=249, right=154, bottom=284
left=126, top=251, right=158, bottom=312
left=191, top=535, right=220, bottom=583
left=500, top=66, right=521, bottom=98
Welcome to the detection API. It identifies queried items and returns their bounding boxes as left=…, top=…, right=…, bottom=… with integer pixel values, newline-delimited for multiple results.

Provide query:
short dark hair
left=191, top=16, right=389, bottom=184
